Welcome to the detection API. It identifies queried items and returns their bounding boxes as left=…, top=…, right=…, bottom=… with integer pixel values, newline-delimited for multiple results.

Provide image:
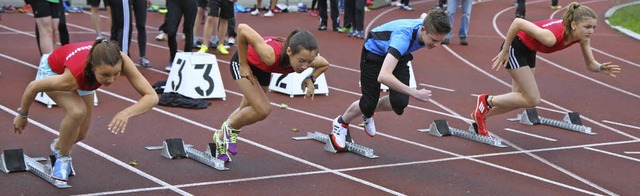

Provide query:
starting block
left=508, top=108, right=595, bottom=135
left=0, top=149, right=72, bottom=188
left=419, top=120, right=508, bottom=148
left=145, top=138, right=228, bottom=171
left=293, top=132, right=378, bottom=159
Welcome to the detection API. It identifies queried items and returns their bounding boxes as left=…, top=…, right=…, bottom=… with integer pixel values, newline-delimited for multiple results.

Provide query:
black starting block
left=508, top=108, right=595, bottom=135
left=293, top=132, right=378, bottom=159
left=419, top=120, right=508, bottom=148
left=0, top=149, right=72, bottom=188
left=145, top=138, right=228, bottom=171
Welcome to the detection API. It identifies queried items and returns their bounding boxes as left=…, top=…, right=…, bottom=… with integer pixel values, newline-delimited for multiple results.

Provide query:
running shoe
left=217, top=44, right=229, bottom=55
left=250, top=9, right=260, bottom=16
left=218, top=121, right=239, bottom=155
left=362, top=114, right=376, bottom=137
left=550, top=5, right=562, bottom=9
left=155, top=32, right=167, bottom=41
left=198, top=45, right=208, bottom=53
left=337, top=26, right=352, bottom=33
left=51, top=156, right=72, bottom=181
left=139, top=57, right=151, bottom=68
left=212, top=130, right=231, bottom=162
left=330, top=116, right=348, bottom=151
left=471, top=94, right=491, bottom=136
left=263, top=10, right=274, bottom=17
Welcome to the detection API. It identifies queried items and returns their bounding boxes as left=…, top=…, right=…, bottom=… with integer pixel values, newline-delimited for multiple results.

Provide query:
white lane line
left=0, top=105, right=192, bottom=196
left=584, top=147, right=640, bottom=163
left=504, top=128, right=557, bottom=142
left=84, top=138, right=640, bottom=195
left=418, top=83, right=455, bottom=92
left=624, top=152, right=640, bottom=155
left=1, top=15, right=607, bottom=195
left=0, top=53, right=404, bottom=196
left=602, top=120, right=640, bottom=130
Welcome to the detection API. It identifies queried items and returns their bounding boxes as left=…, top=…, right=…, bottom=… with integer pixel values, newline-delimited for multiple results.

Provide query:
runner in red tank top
left=13, top=39, right=158, bottom=182
left=212, top=24, right=330, bottom=162
left=470, top=2, right=621, bottom=136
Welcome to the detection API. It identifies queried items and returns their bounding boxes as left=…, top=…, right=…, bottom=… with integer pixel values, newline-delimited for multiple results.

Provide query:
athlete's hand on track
left=413, top=89, right=432, bottom=102
left=108, top=112, right=129, bottom=135
left=12, top=116, right=27, bottom=134
left=302, top=79, right=315, bottom=100
left=599, top=62, right=621, bottom=77
left=491, top=50, right=509, bottom=71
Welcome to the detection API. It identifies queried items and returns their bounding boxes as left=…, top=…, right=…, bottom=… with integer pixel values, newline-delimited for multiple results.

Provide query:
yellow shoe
left=198, top=45, right=208, bottom=53
left=550, top=5, right=562, bottom=9
left=217, top=44, right=229, bottom=55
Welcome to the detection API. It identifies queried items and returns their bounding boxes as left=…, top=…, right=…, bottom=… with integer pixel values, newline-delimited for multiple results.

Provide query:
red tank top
left=246, top=37, right=294, bottom=74
left=47, top=41, right=101, bottom=90
left=517, top=19, right=580, bottom=54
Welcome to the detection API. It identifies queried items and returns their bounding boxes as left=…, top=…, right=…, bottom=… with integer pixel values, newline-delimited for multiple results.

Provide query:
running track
left=1, top=0, right=639, bottom=195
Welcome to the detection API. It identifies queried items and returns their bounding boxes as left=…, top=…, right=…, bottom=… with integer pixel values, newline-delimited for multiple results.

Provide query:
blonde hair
left=562, top=2, right=597, bottom=35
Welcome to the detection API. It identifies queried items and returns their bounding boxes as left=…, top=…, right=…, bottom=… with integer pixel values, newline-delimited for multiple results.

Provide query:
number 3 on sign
left=164, top=52, right=226, bottom=100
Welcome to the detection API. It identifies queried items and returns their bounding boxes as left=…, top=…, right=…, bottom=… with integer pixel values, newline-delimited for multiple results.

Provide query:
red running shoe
left=471, top=94, right=491, bottom=136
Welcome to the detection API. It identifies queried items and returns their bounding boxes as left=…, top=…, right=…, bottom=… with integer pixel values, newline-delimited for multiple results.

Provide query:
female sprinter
left=13, top=39, right=159, bottom=182
left=213, top=24, right=329, bottom=162
left=471, top=2, right=621, bottom=136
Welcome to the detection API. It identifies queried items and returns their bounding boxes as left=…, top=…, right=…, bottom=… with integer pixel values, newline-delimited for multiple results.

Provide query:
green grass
left=608, top=4, right=640, bottom=34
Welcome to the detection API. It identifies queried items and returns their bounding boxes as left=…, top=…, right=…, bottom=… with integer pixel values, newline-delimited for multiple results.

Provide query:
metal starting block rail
left=145, top=138, right=228, bottom=171
left=419, top=120, right=508, bottom=148
left=0, top=149, right=72, bottom=189
left=293, top=132, right=378, bottom=159
left=508, top=108, right=595, bottom=135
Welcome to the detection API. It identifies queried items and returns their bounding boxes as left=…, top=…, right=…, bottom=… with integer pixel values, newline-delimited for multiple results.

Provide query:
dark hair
left=278, top=29, right=318, bottom=69
left=422, top=9, right=451, bottom=35
left=84, top=39, right=123, bottom=87
left=562, top=2, right=597, bottom=36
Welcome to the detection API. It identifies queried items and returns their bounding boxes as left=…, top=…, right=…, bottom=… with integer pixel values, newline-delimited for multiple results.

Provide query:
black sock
left=485, top=95, right=492, bottom=108
left=338, top=116, right=348, bottom=125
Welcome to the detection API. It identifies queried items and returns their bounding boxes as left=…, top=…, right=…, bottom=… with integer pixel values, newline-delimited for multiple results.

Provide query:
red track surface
left=1, top=0, right=639, bottom=195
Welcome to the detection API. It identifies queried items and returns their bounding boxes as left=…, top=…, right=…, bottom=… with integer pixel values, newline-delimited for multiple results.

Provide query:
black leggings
left=344, top=0, right=365, bottom=31
left=358, top=48, right=411, bottom=117
left=318, top=0, right=339, bottom=28
left=107, top=0, right=132, bottom=54
left=166, top=0, right=197, bottom=62
left=131, top=0, right=147, bottom=57
left=35, top=2, right=69, bottom=55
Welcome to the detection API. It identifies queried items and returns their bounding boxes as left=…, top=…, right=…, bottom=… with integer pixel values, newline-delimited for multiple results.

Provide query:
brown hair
left=278, top=29, right=318, bottom=69
left=422, top=9, right=451, bottom=35
left=562, top=2, right=597, bottom=36
left=84, top=39, right=123, bottom=87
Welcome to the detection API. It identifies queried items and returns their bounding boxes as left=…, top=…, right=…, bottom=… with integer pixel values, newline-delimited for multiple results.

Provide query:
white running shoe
left=155, top=32, right=167, bottom=41
left=263, top=10, right=274, bottom=17
left=362, top=115, right=376, bottom=137
left=330, top=116, right=348, bottom=150
left=250, top=9, right=260, bottom=16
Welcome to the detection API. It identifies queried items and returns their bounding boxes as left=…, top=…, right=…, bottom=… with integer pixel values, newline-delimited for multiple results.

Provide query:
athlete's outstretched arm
left=13, top=71, right=77, bottom=134
left=492, top=18, right=556, bottom=70
left=579, top=39, right=621, bottom=77
left=107, top=52, right=158, bottom=134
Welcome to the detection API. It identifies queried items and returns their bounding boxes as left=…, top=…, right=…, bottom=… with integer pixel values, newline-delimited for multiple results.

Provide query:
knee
left=390, top=96, right=409, bottom=115
left=254, top=104, right=272, bottom=121
left=66, top=107, right=87, bottom=120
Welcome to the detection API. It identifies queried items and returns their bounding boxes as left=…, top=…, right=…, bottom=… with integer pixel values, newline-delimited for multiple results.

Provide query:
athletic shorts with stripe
left=501, top=37, right=537, bottom=69
left=30, top=0, right=60, bottom=18
left=230, top=52, right=272, bottom=86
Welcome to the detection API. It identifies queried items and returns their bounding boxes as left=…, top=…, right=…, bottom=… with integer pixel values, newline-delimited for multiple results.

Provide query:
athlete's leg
left=486, top=66, right=539, bottom=118
left=47, top=91, right=88, bottom=156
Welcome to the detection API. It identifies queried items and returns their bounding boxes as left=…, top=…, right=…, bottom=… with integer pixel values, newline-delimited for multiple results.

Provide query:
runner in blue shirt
left=329, top=10, right=451, bottom=151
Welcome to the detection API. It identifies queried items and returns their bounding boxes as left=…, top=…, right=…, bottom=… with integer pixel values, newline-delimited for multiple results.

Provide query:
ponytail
left=562, top=2, right=597, bottom=35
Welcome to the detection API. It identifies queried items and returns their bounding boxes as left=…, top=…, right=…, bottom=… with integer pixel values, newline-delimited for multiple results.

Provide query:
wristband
left=17, top=107, right=28, bottom=118
left=306, top=75, right=316, bottom=83
left=598, top=64, right=604, bottom=72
